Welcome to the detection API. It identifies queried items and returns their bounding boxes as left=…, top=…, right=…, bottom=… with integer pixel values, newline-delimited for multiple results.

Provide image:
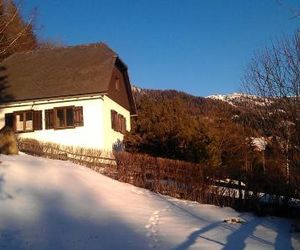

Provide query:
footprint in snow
left=145, top=206, right=170, bottom=249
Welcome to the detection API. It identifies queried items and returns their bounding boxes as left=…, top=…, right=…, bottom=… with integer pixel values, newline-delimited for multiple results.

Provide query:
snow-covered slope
left=0, top=154, right=298, bottom=250
left=207, top=93, right=266, bottom=106
left=131, top=85, right=145, bottom=94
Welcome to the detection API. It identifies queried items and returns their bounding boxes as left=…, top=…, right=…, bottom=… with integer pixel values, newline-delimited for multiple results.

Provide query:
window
left=12, top=110, right=42, bottom=133
left=25, top=112, right=33, bottom=131
left=45, top=106, right=83, bottom=130
left=54, top=106, right=75, bottom=129
left=15, top=113, right=27, bottom=131
left=15, top=111, right=32, bottom=132
left=111, top=109, right=126, bottom=134
left=5, top=106, right=83, bottom=132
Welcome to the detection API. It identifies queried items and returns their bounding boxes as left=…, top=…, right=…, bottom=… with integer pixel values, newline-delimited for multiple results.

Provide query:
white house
left=0, top=43, right=137, bottom=151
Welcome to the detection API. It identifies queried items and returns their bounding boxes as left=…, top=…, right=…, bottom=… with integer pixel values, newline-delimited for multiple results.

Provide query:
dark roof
left=0, top=43, right=136, bottom=114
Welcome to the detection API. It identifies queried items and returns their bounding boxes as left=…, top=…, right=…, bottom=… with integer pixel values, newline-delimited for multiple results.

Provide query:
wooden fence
left=18, top=139, right=117, bottom=177
left=17, top=139, right=245, bottom=208
left=17, top=138, right=300, bottom=217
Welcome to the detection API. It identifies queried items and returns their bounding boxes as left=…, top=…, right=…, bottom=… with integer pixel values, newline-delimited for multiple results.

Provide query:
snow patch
left=206, top=92, right=268, bottom=106
left=251, top=137, right=267, bottom=151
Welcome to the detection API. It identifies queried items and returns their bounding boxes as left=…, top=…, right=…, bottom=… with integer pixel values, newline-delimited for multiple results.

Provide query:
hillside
left=0, top=153, right=299, bottom=249
left=127, top=87, right=263, bottom=163
left=206, top=93, right=267, bottom=107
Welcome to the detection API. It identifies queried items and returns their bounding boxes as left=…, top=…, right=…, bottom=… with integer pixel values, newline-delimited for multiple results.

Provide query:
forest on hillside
left=125, top=89, right=297, bottom=195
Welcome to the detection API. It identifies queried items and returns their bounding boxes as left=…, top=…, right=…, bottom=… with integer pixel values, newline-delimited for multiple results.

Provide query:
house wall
left=103, top=95, right=131, bottom=151
left=0, top=95, right=131, bottom=152
left=0, top=96, right=105, bottom=150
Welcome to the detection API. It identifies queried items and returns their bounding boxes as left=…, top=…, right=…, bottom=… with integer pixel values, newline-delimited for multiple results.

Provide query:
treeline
left=125, top=90, right=211, bottom=162
left=125, top=89, right=257, bottom=165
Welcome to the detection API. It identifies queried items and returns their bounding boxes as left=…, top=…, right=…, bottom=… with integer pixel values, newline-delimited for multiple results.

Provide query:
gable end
left=107, top=58, right=137, bottom=115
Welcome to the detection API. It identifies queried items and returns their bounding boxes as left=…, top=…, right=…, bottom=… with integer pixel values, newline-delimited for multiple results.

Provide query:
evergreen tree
left=125, top=90, right=210, bottom=163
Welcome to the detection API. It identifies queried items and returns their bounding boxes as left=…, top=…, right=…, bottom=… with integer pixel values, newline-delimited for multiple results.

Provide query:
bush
left=0, top=126, right=18, bottom=155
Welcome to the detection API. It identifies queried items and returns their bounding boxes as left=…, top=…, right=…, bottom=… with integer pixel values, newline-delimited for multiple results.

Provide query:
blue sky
left=22, top=0, right=299, bottom=96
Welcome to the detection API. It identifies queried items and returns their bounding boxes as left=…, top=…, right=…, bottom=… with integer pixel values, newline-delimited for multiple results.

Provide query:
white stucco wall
left=103, top=95, right=131, bottom=151
left=0, top=96, right=105, bottom=149
left=0, top=95, right=131, bottom=152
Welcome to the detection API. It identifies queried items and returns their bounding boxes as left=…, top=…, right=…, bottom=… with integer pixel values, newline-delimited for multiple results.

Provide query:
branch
left=0, top=17, right=34, bottom=55
left=0, top=4, right=19, bottom=34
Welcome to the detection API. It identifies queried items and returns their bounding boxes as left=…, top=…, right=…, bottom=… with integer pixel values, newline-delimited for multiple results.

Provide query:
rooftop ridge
left=2, top=42, right=118, bottom=63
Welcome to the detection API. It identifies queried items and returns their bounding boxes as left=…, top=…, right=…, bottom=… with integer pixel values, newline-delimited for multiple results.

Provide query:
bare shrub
left=0, top=126, right=18, bottom=154
left=114, top=151, right=239, bottom=207
left=17, top=138, right=116, bottom=176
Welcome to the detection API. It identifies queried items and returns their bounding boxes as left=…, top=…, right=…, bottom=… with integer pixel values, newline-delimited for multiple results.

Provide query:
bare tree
left=0, top=0, right=37, bottom=105
left=275, top=0, right=300, bottom=19
left=0, top=0, right=37, bottom=61
left=243, top=30, right=300, bottom=191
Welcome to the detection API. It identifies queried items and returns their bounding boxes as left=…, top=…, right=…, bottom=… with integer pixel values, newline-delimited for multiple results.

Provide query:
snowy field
left=0, top=154, right=299, bottom=250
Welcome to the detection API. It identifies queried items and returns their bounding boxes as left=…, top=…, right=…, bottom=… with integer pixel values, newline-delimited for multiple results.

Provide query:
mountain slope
left=127, top=87, right=263, bottom=163
left=0, top=154, right=298, bottom=250
left=206, top=93, right=266, bottom=107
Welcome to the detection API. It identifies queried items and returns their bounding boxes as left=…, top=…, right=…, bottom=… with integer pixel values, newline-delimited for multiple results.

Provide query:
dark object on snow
left=223, top=217, right=245, bottom=224
left=0, top=126, right=19, bottom=155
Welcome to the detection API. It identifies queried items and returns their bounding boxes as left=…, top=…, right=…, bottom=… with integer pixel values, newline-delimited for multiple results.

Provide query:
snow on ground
left=0, top=154, right=299, bottom=250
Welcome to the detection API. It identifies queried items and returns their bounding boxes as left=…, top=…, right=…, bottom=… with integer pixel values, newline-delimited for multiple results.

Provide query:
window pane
left=56, top=109, right=65, bottom=127
left=26, top=112, right=32, bottom=120
left=45, top=110, right=54, bottom=129
left=66, top=107, right=74, bottom=126
left=25, top=112, right=33, bottom=131
left=16, top=114, right=24, bottom=131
